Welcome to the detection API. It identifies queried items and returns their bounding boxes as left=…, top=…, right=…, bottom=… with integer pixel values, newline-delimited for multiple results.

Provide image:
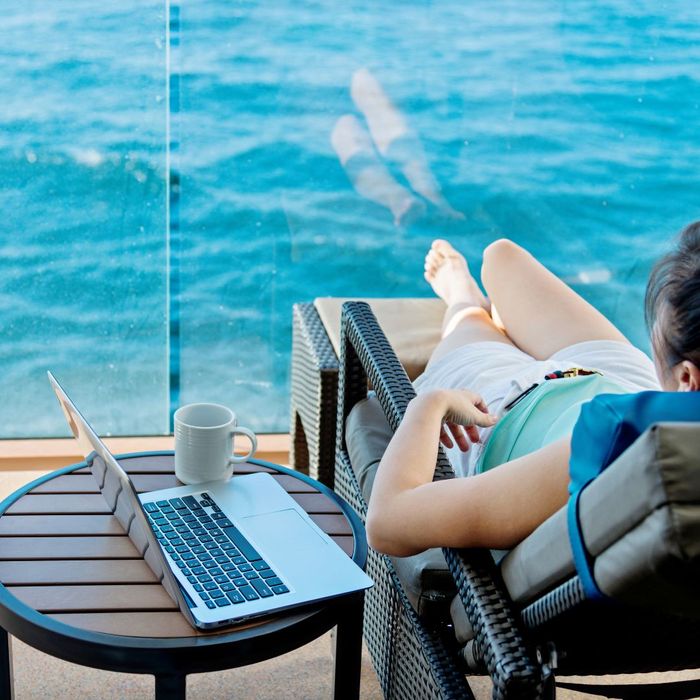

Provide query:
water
left=1, top=0, right=699, bottom=437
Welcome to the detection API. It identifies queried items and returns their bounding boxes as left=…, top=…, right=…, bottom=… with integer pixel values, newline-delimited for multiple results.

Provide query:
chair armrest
left=338, top=301, right=549, bottom=699
left=336, top=302, right=477, bottom=698
left=445, top=548, right=550, bottom=698
left=336, top=301, right=454, bottom=482
left=290, top=303, right=340, bottom=484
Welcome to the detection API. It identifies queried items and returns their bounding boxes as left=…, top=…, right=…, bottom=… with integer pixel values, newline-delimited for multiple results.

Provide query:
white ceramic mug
left=174, top=403, right=257, bottom=484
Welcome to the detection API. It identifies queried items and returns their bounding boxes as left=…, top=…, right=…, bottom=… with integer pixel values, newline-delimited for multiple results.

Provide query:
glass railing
left=1, top=1, right=699, bottom=437
left=0, top=1, right=168, bottom=437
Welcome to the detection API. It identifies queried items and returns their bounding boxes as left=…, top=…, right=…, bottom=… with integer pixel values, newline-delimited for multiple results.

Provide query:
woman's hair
left=645, top=221, right=700, bottom=371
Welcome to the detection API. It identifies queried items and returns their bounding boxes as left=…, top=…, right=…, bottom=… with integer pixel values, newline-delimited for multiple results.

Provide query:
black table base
left=0, top=627, right=13, bottom=700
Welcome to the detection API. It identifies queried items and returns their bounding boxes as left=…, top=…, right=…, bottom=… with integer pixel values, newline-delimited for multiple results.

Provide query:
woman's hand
left=431, top=389, right=498, bottom=452
left=368, top=387, right=568, bottom=555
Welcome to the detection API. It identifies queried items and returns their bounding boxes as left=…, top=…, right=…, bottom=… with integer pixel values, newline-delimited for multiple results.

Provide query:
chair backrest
left=502, top=422, right=700, bottom=617
left=315, top=297, right=444, bottom=380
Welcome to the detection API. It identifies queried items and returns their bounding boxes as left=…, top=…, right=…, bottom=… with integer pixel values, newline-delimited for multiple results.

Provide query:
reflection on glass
left=0, top=1, right=168, bottom=436
left=177, top=1, right=700, bottom=433
left=332, top=68, right=463, bottom=226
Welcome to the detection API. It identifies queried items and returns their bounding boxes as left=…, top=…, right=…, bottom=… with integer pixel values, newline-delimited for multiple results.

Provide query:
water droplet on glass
left=71, top=148, right=104, bottom=167
left=565, top=269, right=612, bottom=285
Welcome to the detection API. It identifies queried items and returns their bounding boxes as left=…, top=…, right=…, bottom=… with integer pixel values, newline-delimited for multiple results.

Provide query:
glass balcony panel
left=0, top=1, right=168, bottom=437
left=176, top=1, right=700, bottom=431
left=1, top=2, right=699, bottom=437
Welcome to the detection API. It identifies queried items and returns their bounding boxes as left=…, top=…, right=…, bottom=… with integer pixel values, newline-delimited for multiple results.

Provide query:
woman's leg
left=423, top=240, right=518, bottom=368
left=351, top=68, right=463, bottom=220
left=330, top=114, right=424, bottom=226
left=481, top=238, right=628, bottom=360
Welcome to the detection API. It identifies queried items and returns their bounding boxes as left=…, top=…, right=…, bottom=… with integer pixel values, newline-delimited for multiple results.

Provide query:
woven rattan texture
left=521, top=578, right=700, bottom=676
left=445, top=548, right=547, bottom=699
left=521, top=578, right=587, bottom=631
left=335, top=451, right=471, bottom=699
left=334, top=304, right=473, bottom=699
left=290, top=303, right=339, bottom=486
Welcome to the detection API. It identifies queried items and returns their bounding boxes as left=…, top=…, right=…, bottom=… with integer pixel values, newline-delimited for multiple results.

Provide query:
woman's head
left=645, top=221, right=700, bottom=391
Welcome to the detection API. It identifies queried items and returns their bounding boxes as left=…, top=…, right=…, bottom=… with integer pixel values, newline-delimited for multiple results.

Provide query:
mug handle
left=229, top=426, right=257, bottom=464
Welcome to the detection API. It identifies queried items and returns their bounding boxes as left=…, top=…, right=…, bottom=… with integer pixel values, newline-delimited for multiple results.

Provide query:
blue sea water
left=1, top=0, right=699, bottom=437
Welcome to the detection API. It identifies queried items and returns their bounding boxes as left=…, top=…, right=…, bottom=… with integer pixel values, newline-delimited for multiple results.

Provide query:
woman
left=366, top=223, right=700, bottom=557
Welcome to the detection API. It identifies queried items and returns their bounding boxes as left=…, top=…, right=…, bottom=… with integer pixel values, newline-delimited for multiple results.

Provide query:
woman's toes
left=429, top=250, right=446, bottom=270
left=432, top=238, right=451, bottom=253
left=434, top=239, right=461, bottom=260
left=422, top=239, right=488, bottom=309
left=424, top=239, right=462, bottom=282
left=424, top=250, right=439, bottom=274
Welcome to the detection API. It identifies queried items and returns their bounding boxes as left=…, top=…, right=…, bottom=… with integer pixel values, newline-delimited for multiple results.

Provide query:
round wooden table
left=0, top=453, right=368, bottom=699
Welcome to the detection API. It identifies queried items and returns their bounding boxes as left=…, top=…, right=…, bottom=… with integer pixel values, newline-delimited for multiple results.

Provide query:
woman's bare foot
left=424, top=239, right=489, bottom=310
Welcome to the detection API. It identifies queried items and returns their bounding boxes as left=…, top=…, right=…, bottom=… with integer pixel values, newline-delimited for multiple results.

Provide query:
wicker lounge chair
left=333, top=301, right=700, bottom=700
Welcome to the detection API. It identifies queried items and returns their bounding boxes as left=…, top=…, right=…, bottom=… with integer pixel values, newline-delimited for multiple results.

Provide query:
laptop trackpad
left=243, top=508, right=328, bottom=554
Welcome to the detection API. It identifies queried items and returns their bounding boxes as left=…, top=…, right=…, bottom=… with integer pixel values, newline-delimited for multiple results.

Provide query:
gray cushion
left=345, top=395, right=392, bottom=503
left=345, top=395, right=456, bottom=620
left=450, top=592, right=474, bottom=644
left=453, top=423, right=700, bottom=643
left=500, top=423, right=700, bottom=617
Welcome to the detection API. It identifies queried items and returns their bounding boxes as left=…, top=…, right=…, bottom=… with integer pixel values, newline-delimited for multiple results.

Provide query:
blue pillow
left=567, top=391, right=700, bottom=600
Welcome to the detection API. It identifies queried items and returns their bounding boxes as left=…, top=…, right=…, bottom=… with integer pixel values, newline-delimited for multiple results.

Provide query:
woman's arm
left=365, top=390, right=571, bottom=556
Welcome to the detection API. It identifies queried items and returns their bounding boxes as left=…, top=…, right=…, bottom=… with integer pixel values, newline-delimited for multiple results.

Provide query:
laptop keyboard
left=143, top=491, right=290, bottom=610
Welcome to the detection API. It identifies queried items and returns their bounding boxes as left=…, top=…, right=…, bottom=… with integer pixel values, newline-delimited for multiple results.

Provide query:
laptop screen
left=47, top=371, right=194, bottom=621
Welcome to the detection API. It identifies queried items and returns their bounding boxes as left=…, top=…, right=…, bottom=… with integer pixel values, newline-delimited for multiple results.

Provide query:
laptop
left=48, top=371, right=372, bottom=630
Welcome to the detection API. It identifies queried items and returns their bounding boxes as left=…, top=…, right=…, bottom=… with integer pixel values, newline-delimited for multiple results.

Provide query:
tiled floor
left=10, top=634, right=387, bottom=699
left=2, top=472, right=699, bottom=699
